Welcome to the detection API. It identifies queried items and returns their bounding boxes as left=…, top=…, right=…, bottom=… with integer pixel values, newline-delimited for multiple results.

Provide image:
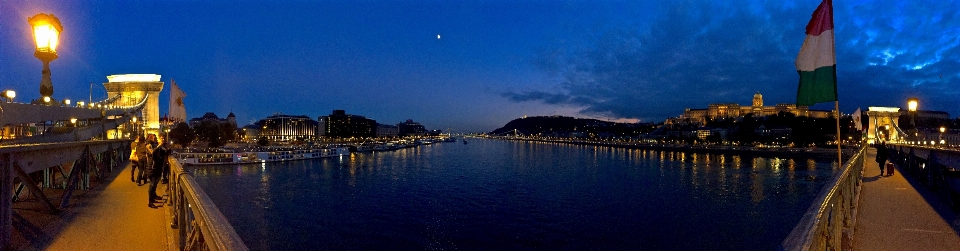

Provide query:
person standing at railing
left=875, top=141, right=888, bottom=177
left=148, top=136, right=169, bottom=208
left=129, top=135, right=143, bottom=183
left=135, top=134, right=153, bottom=186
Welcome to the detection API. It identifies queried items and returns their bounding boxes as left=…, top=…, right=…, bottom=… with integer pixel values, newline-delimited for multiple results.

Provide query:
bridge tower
left=866, top=107, right=901, bottom=144
left=103, top=74, right=164, bottom=136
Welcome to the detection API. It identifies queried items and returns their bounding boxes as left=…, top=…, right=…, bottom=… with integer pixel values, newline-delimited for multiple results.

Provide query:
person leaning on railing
left=147, top=135, right=168, bottom=208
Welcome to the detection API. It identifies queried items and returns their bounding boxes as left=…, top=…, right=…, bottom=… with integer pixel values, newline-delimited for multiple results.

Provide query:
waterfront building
left=103, top=74, right=163, bottom=136
left=325, top=110, right=376, bottom=138
left=376, top=123, right=398, bottom=137
left=241, top=124, right=260, bottom=141
left=671, top=92, right=832, bottom=125
left=398, top=119, right=426, bottom=136
left=317, top=116, right=327, bottom=137
left=255, top=114, right=317, bottom=141
left=189, top=112, right=237, bottom=128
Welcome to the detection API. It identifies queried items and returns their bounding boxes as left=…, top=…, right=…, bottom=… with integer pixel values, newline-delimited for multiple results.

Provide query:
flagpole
left=835, top=100, right=842, bottom=167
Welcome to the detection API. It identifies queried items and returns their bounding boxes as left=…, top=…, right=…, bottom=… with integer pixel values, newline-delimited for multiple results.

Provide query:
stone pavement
left=854, top=148, right=960, bottom=250
left=10, top=161, right=171, bottom=251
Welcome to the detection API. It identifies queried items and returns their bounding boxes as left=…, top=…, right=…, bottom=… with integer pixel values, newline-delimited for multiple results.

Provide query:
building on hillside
left=398, top=119, right=426, bottom=136
left=377, top=123, right=398, bottom=137
left=254, top=114, right=317, bottom=141
left=189, top=112, right=237, bottom=128
left=669, top=92, right=832, bottom=125
left=325, top=110, right=376, bottom=138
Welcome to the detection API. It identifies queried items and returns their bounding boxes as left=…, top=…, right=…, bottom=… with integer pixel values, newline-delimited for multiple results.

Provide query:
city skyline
left=1, top=1, right=957, bottom=132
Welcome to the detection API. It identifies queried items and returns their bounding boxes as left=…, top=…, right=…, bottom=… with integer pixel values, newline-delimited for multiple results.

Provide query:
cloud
left=504, top=0, right=960, bottom=121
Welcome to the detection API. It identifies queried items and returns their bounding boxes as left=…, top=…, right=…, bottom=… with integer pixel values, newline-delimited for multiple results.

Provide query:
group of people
left=129, top=133, right=172, bottom=208
left=875, top=141, right=894, bottom=177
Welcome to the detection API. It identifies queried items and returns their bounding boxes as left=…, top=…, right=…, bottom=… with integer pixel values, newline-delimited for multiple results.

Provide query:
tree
left=257, top=136, right=269, bottom=146
left=195, top=120, right=225, bottom=147
left=168, top=122, right=195, bottom=148
left=219, top=123, right=237, bottom=142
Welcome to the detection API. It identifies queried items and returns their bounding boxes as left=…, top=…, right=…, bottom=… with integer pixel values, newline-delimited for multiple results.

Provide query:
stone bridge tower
left=103, top=74, right=164, bottom=136
left=866, top=107, right=901, bottom=144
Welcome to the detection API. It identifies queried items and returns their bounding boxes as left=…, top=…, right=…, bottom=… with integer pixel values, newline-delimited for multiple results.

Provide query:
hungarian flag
left=795, top=0, right=837, bottom=106
left=168, top=79, right=187, bottom=122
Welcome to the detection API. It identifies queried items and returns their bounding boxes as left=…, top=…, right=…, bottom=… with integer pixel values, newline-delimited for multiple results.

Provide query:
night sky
left=1, top=1, right=957, bottom=132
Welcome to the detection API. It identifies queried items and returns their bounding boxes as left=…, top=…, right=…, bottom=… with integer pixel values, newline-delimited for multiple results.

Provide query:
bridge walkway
left=11, top=161, right=172, bottom=251
left=853, top=148, right=960, bottom=250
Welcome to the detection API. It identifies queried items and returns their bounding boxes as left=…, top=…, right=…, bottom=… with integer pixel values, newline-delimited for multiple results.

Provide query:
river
left=191, top=138, right=838, bottom=250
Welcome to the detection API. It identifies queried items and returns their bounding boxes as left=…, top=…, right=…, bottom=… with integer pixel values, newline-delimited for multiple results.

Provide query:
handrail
left=167, top=155, right=248, bottom=251
left=782, top=144, right=866, bottom=251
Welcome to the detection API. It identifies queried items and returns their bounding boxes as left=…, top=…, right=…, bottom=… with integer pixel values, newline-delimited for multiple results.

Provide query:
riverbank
left=480, top=136, right=855, bottom=160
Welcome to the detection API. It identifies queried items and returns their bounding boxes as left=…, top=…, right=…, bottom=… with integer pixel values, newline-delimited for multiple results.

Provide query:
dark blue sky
left=1, top=1, right=957, bottom=132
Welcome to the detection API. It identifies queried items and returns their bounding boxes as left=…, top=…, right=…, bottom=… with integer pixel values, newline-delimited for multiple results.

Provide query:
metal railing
left=167, top=156, right=249, bottom=251
left=782, top=144, right=866, bottom=251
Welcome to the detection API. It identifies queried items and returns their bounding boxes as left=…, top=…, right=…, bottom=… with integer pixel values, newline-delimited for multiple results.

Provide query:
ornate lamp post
left=907, top=97, right=919, bottom=141
left=28, top=13, right=63, bottom=99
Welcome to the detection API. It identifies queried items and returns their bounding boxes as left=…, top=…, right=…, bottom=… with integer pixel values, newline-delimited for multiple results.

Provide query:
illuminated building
left=670, top=92, right=832, bottom=125
left=189, top=112, right=236, bottom=128
left=398, top=119, right=426, bottom=136
left=377, top=123, right=398, bottom=137
left=255, top=114, right=317, bottom=141
left=325, top=110, right=376, bottom=138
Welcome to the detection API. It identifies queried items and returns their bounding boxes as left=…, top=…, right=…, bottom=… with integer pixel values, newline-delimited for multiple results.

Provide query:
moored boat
left=175, top=145, right=350, bottom=165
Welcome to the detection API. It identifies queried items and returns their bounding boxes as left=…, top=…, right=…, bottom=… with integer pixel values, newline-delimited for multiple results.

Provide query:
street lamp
left=28, top=13, right=62, bottom=98
left=3, top=90, right=15, bottom=103
left=907, top=97, right=919, bottom=141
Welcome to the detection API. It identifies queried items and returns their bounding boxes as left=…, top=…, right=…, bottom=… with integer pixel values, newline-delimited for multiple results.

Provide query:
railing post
left=1, top=153, right=11, bottom=250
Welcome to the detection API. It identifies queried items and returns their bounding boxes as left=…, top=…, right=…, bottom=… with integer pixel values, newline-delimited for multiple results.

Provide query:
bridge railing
left=782, top=144, right=866, bottom=251
left=167, top=155, right=248, bottom=251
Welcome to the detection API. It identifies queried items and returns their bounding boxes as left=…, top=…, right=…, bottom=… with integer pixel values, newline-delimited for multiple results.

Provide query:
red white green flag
left=796, top=0, right=837, bottom=106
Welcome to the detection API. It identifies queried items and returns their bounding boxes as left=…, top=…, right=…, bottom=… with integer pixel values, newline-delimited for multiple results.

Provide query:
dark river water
left=191, top=138, right=838, bottom=250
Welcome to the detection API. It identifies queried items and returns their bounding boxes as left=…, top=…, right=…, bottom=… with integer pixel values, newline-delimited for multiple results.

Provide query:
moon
left=437, top=34, right=441, bottom=40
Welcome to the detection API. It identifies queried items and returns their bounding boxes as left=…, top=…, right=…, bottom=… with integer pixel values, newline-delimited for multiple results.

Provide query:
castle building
left=671, top=92, right=832, bottom=125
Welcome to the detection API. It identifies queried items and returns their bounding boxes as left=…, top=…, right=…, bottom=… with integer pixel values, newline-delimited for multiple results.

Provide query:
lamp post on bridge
left=940, top=126, right=946, bottom=146
left=28, top=13, right=62, bottom=100
left=907, top=97, right=919, bottom=143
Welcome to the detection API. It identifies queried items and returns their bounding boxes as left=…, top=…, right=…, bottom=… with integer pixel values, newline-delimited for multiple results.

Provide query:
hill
left=490, top=116, right=659, bottom=138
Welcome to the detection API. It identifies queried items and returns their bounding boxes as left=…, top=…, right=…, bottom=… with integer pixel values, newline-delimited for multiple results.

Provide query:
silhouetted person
left=875, top=141, right=888, bottom=177
left=148, top=135, right=168, bottom=208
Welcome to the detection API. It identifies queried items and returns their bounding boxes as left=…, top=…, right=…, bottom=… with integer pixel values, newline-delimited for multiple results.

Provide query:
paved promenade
left=854, top=148, right=960, bottom=250
left=10, top=161, right=171, bottom=251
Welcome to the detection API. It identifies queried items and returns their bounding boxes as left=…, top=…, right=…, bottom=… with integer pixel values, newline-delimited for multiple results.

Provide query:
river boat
left=175, top=145, right=350, bottom=165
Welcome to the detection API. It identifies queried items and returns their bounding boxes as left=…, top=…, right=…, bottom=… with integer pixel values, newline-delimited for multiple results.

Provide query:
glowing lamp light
left=941, top=127, right=946, bottom=133
left=29, top=14, right=61, bottom=54
left=70, top=118, right=77, bottom=124
left=28, top=13, right=62, bottom=98
left=907, top=97, right=919, bottom=112
left=3, top=90, right=15, bottom=102
left=64, top=99, right=70, bottom=105
left=132, top=117, right=137, bottom=122
left=77, top=101, right=84, bottom=107
left=43, top=96, right=50, bottom=103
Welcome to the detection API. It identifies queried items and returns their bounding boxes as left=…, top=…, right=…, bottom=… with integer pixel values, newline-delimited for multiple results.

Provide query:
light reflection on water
left=190, top=139, right=838, bottom=251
